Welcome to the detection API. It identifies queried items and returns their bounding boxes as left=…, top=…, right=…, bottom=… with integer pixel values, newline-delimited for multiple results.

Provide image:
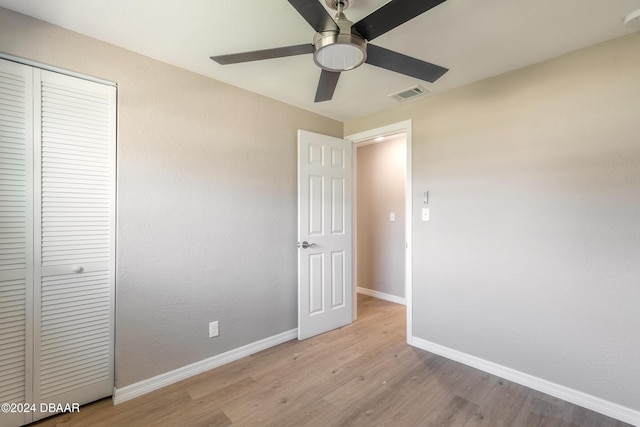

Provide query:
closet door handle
left=72, top=265, right=84, bottom=273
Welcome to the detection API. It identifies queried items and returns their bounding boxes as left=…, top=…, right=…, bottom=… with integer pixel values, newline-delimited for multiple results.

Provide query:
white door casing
left=345, top=120, right=412, bottom=343
left=297, top=130, right=352, bottom=340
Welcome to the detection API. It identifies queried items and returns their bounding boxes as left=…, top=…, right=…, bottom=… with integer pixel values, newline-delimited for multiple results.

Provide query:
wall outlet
left=208, top=321, right=219, bottom=338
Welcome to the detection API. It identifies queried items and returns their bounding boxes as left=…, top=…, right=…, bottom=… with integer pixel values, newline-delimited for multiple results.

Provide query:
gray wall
left=346, top=33, right=640, bottom=413
left=0, top=7, right=342, bottom=388
left=356, top=138, right=406, bottom=298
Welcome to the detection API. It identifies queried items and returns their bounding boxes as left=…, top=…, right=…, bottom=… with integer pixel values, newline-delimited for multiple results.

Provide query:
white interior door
left=297, top=130, right=352, bottom=340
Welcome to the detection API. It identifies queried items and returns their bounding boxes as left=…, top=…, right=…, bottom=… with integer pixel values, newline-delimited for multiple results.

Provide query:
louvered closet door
left=0, top=59, right=34, bottom=427
left=32, top=70, right=115, bottom=420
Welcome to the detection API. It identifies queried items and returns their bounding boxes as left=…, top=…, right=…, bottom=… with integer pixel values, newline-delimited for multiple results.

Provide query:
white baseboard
left=357, top=287, right=406, bottom=305
left=113, top=329, right=298, bottom=405
left=411, top=337, right=640, bottom=426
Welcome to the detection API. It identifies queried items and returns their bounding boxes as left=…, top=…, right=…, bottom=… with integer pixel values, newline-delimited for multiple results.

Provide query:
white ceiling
left=2, top=0, right=640, bottom=121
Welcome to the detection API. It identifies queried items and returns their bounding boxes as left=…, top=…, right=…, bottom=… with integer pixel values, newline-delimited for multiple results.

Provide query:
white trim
left=411, top=337, right=640, bottom=426
left=350, top=140, right=358, bottom=322
left=0, top=52, right=116, bottom=87
left=405, top=124, right=413, bottom=344
left=346, top=120, right=413, bottom=344
left=113, top=329, right=298, bottom=405
left=357, top=287, right=406, bottom=305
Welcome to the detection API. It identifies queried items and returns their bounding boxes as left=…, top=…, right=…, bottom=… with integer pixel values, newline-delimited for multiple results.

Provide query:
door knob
left=298, top=241, right=317, bottom=249
left=72, top=265, right=84, bottom=273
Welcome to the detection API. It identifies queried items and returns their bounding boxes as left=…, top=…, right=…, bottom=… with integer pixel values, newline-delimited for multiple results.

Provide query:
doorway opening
left=346, top=120, right=413, bottom=344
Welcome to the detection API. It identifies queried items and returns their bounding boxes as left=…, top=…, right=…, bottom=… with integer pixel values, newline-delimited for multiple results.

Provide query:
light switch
left=421, top=208, right=430, bottom=221
left=389, top=212, right=395, bottom=221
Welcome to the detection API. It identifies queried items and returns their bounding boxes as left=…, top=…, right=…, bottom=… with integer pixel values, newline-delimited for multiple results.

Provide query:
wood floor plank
left=451, top=367, right=499, bottom=406
left=463, top=379, right=530, bottom=427
left=561, top=404, right=632, bottom=427
left=418, top=395, right=480, bottom=427
left=334, top=351, right=442, bottom=426
left=30, top=295, right=632, bottom=427
left=512, top=394, right=567, bottom=427
left=255, top=398, right=342, bottom=427
left=380, top=358, right=472, bottom=426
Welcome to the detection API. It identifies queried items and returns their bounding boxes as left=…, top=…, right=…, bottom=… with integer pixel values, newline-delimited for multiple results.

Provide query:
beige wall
left=346, top=32, right=640, bottom=414
left=0, top=7, right=342, bottom=388
left=356, top=138, right=405, bottom=298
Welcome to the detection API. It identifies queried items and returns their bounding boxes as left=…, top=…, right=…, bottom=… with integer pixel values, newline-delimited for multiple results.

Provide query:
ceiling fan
left=210, top=0, right=449, bottom=102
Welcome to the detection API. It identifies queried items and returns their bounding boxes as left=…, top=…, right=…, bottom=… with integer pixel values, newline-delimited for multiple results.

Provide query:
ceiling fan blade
left=365, top=44, right=448, bottom=82
left=353, top=0, right=447, bottom=41
left=211, top=44, right=314, bottom=65
left=315, top=70, right=341, bottom=102
left=288, top=0, right=339, bottom=33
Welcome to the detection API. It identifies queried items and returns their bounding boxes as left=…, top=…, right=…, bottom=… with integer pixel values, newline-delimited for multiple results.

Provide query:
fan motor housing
left=313, top=31, right=367, bottom=72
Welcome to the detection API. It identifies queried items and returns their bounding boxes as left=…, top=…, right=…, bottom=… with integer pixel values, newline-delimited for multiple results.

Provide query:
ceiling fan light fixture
left=313, top=32, right=367, bottom=72
left=211, top=0, right=449, bottom=102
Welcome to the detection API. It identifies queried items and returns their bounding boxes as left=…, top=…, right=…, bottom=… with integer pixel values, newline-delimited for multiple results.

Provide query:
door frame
left=345, top=120, right=413, bottom=344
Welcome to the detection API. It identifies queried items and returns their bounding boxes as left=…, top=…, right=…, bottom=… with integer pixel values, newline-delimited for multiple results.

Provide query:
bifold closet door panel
left=33, top=70, right=115, bottom=416
left=0, top=59, right=34, bottom=427
left=0, top=59, right=115, bottom=427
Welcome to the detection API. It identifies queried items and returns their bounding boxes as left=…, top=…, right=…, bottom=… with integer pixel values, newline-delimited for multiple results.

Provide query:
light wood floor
left=32, top=295, right=631, bottom=427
